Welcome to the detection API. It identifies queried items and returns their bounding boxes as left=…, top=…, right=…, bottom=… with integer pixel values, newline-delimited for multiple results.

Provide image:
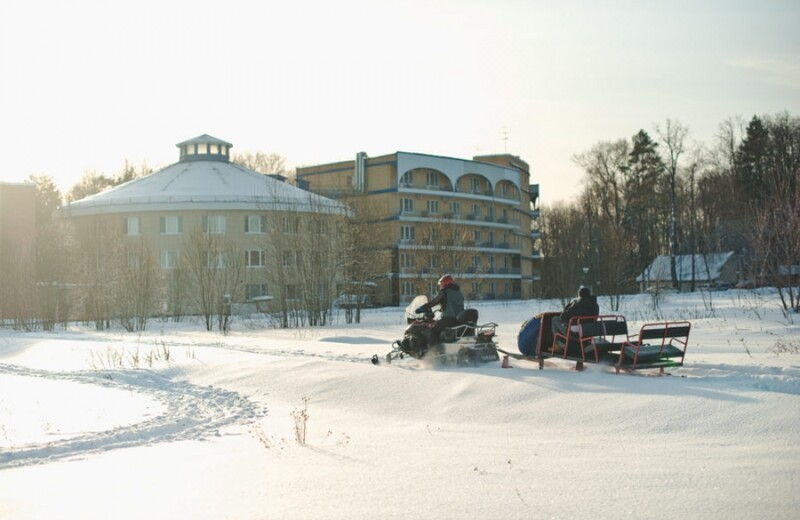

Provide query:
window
left=203, top=215, right=226, bottom=234
left=487, top=231, right=495, bottom=244
left=449, top=201, right=460, bottom=215
left=246, top=284, right=269, bottom=301
left=471, top=178, right=480, bottom=193
left=160, top=250, right=179, bottom=269
left=206, top=251, right=226, bottom=268
left=473, top=230, right=481, bottom=242
left=472, top=282, right=480, bottom=296
left=400, top=253, right=415, bottom=268
left=400, top=171, right=413, bottom=186
left=401, top=281, right=416, bottom=297
left=427, top=200, right=439, bottom=214
left=472, top=255, right=481, bottom=268
left=401, top=225, right=415, bottom=242
left=127, top=252, right=140, bottom=269
left=282, top=216, right=299, bottom=234
left=471, top=204, right=481, bottom=217
left=429, top=229, right=440, bottom=242
left=430, top=256, right=439, bottom=269
left=488, top=256, right=496, bottom=271
left=487, top=206, right=495, bottom=219
left=245, top=215, right=266, bottom=233
left=401, top=198, right=414, bottom=213
left=245, top=250, right=266, bottom=267
left=160, top=216, right=183, bottom=235
left=426, top=171, right=439, bottom=187
left=125, top=217, right=140, bottom=236
left=282, top=250, right=297, bottom=267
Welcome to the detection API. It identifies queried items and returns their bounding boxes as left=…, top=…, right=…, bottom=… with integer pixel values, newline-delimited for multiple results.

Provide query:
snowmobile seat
left=458, top=309, right=478, bottom=325
left=456, top=309, right=478, bottom=337
left=442, top=309, right=480, bottom=342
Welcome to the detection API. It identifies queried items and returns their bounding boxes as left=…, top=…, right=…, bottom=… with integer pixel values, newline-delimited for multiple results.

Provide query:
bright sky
left=1, top=0, right=798, bottom=204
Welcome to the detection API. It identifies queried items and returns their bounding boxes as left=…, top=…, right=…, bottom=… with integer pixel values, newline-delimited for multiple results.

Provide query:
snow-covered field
left=1, top=289, right=798, bottom=520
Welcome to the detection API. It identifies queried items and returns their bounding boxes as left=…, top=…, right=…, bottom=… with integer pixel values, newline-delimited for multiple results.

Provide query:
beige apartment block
left=297, top=151, right=541, bottom=305
left=59, top=135, right=346, bottom=319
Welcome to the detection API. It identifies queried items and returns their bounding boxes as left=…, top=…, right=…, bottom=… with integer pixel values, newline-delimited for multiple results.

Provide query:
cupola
left=176, top=134, right=233, bottom=162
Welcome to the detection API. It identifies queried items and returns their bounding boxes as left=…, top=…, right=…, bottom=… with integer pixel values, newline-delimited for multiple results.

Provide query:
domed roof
left=61, top=135, right=345, bottom=216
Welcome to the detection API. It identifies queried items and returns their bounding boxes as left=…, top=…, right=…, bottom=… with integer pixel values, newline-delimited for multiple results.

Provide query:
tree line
left=3, top=116, right=797, bottom=332
left=541, top=112, right=799, bottom=312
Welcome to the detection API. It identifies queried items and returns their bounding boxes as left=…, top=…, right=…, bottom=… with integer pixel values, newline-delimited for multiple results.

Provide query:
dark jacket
left=560, top=295, right=599, bottom=322
left=424, top=284, right=465, bottom=319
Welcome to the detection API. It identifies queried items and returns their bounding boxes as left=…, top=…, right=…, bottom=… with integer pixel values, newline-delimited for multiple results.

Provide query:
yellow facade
left=297, top=151, right=542, bottom=305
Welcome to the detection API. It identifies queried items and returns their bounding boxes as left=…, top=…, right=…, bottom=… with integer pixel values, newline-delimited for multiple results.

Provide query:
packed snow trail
left=0, top=363, right=264, bottom=470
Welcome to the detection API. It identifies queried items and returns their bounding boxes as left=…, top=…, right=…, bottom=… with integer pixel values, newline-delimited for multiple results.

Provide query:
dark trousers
left=432, top=316, right=460, bottom=344
left=551, top=316, right=567, bottom=337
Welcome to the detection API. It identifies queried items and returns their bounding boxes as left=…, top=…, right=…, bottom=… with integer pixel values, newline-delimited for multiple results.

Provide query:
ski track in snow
left=0, top=363, right=265, bottom=470
left=159, top=336, right=375, bottom=364
left=2, top=324, right=798, bottom=471
left=679, top=362, right=800, bottom=396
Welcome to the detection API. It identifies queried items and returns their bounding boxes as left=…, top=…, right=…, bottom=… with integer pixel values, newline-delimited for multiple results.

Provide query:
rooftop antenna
left=501, top=126, right=509, bottom=153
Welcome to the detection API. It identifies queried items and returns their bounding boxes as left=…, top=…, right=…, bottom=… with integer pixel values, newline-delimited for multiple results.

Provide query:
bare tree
left=655, top=119, right=690, bottom=290
left=75, top=218, right=120, bottom=329
left=114, top=238, right=162, bottom=332
left=233, top=151, right=288, bottom=176
left=294, top=199, right=343, bottom=326
left=182, top=230, right=244, bottom=332
left=540, top=202, right=584, bottom=302
left=66, top=161, right=152, bottom=203
left=683, top=145, right=708, bottom=292
left=747, top=114, right=800, bottom=313
left=573, top=140, right=634, bottom=307
left=338, top=195, right=391, bottom=323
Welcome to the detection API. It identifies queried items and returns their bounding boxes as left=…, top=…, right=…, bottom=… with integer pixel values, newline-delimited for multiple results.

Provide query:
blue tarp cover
left=517, top=316, right=541, bottom=356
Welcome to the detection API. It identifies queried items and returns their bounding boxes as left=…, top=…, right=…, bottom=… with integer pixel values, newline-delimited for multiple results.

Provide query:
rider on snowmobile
left=416, top=274, right=465, bottom=346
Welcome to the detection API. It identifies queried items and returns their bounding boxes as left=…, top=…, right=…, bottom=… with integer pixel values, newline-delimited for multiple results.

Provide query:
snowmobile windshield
left=405, top=295, right=429, bottom=321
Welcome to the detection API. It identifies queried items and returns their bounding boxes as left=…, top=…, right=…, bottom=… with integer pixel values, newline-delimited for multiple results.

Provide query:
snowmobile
left=371, top=295, right=500, bottom=366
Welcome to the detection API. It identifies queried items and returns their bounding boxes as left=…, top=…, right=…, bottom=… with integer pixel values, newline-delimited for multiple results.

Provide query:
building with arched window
left=297, top=151, right=541, bottom=304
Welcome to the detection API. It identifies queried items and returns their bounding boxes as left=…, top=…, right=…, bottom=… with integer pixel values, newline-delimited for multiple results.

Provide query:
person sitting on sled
left=551, top=286, right=599, bottom=337
left=416, top=274, right=465, bottom=346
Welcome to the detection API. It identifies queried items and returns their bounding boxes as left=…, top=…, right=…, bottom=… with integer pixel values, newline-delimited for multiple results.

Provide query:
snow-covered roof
left=60, top=135, right=346, bottom=217
left=636, top=252, right=735, bottom=283
left=176, top=134, right=233, bottom=148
